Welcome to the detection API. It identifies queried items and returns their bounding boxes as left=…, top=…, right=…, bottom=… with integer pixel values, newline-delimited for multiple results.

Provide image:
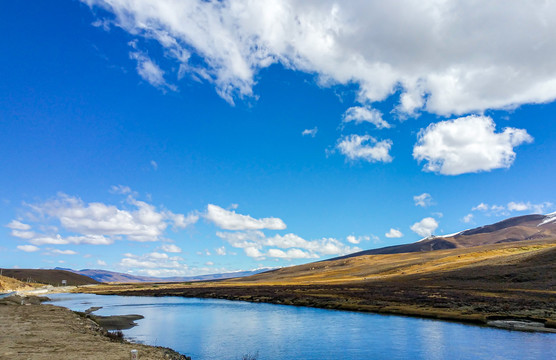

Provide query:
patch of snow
left=538, top=212, right=556, bottom=226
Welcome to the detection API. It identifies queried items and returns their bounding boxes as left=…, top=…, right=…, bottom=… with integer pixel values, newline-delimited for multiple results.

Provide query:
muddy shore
left=0, top=295, right=190, bottom=360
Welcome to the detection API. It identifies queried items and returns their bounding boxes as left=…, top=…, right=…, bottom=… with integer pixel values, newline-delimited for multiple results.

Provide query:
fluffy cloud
left=472, top=203, right=489, bottom=212
left=413, top=193, right=433, bottom=207
left=205, top=204, right=286, bottom=230
left=346, top=235, right=371, bottom=245
left=160, top=244, right=182, bottom=253
left=6, top=220, right=31, bottom=230
left=462, top=214, right=474, bottom=223
left=336, top=134, right=392, bottom=163
left=507, top=201, right=552, bottom=214
left=215, top=246, right=227, bottom=255
left=410, top=217, right=439, bottom=238
left=24, top=193, right=197, bottom=242
left=216, top=230, right=359, bottom=260
left=17, top=245, right=39, bottom=252
left=9, top=192, right=198, bottom=252
left=413, top=116, right=533, bottom=175
left=83, top=1, right=556, bottom=115
left=302, top=127, right=318, bottom=137
left=342, top=106, right=390, bottom=129
left=385, top=228, right=403, bottom=238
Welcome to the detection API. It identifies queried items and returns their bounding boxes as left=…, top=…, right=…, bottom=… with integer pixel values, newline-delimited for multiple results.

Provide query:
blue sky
left=1, top=1, right=555, bottom=277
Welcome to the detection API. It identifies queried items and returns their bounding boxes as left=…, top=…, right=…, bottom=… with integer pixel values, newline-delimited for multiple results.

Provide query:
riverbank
left=0, top=295, right=190, bottom=359
left=75, top=240, right=556, bottom=333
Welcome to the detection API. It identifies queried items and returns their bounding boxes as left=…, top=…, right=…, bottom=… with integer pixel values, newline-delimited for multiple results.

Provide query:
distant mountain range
left=334, top=212, right=556, bottom=259
left=54, top=267, right=274, bottom=283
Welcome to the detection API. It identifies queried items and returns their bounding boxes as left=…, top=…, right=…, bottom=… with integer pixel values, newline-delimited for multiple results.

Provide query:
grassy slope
left=78, top=238, right=556, bottom=329
left=0, top=275, right=35, bottom=292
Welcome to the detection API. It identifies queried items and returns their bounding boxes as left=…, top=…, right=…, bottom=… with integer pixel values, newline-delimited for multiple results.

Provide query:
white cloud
left=413, top=115, right=533, bottom=175
left=10, top=230, right=36, bottom=240
left=413, top=193, right=433, bottom=207
left=410, top=217, right=439, bottom=238
left=97, top=259, right=107, bottom=266
left=17, top=193, right=198, bottom=245
left=470, top=201, right=552, bottom=216
left=110, top=185, right=132, bottom=195
left=119, top=252, right=185, bottom=271
left=205, top=204, right=286, bottom=230
left=160, top=244, right=182, bottom=253
left=507, top=201, right=552, bottom=214
left=216, top=230, right=359, bottom=260
left=17, top=245, right=39, bottom=252
left=342, top=106, right=390, bottom=129
left=337, top=134, right=392, bottom=163
left=150, top=160, right=158, bottom=170
left=28, top=234, right=113, bottom=246
left=267, top=248, right=317, bottom=259
left=166, top=211, right=200, bottom=230
left=346, top=235, right=371, bottom=244
left=83, top=1, right=556, bottom=115
left=129, top=45, right=176, bottom=92
left=244, top=246, right=264, bottom=259
left=462, top=214, right=474, bottom=223
left=215, top=246, right=227, bottom=255
left=50, top=249, right=78, bottom=255
left=302, top=127, right=318, bottom=137
left=385, top=228, right=403, bottom=238
left=472, top=203, right=489, bottom=212
left=205, top=261, right=214, bottom=266
left=6, top=220, right=31, bottom=230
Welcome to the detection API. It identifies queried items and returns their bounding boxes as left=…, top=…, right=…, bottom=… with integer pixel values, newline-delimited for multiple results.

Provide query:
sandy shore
left=0, top=295, right=189, bottom=360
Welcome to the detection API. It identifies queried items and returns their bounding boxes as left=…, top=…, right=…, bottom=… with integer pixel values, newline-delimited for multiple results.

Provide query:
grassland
left=76, top=238, right=556, bottom=332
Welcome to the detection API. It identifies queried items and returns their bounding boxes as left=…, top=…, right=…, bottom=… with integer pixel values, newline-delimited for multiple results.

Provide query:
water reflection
left=47, top=293, right=555, bottom=360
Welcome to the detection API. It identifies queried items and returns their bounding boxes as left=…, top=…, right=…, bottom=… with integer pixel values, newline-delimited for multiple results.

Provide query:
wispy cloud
left=471, top=201, right=553, bottom=216
left=414, top=193, right=433, bottom=207
left=301, top=127, right=318, bottom=137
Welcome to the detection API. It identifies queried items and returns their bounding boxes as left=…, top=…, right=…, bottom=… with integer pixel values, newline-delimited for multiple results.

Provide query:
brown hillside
left=0, top=275, right=34, bottom=292
left=336, top=214, right=556, bottom=259
left=1, top=269, right=100, bottom=286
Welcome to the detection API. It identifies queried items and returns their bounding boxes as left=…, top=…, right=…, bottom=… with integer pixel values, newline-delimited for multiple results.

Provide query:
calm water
left=46, top=293, right=555, bottom=360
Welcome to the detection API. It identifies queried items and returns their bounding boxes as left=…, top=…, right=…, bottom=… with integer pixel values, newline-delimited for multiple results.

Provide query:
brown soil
left=0, top=296, right=190, bottom=360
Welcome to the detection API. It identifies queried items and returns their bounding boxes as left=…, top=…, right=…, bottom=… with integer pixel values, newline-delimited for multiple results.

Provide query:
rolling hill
left=335, top=212, right=556, bottom=259
left=0, top=269, right=100, bottom=286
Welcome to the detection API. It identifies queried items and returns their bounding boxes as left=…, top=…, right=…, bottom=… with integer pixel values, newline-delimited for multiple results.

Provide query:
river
left=46, top=293, right=554, bottom=360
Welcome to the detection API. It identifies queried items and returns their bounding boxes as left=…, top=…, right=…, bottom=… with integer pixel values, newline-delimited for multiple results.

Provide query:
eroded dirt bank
left=0, top=295, right=190, bottom=360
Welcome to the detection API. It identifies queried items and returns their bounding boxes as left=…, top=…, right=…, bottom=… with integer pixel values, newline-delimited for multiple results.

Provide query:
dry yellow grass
left=0, top=275, right=35, bottom=292
left=78, top=237, right=556, bottom=293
